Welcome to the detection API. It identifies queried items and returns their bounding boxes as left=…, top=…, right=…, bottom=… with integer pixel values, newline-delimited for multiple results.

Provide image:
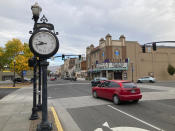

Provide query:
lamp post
left=29, top=2, right=42, bottom=120
left=131, top=63, right=134, bottom=82
left=37, top=59, right=42, bottom=111
left=31, top=2, right=42, bottom=29
left=13, top=60, right=16, bottom=87
left=29, top=2, right=59, bottom=130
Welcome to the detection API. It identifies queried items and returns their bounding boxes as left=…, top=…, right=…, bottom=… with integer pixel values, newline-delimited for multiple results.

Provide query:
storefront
left=88, top=62, right=128, bottom=80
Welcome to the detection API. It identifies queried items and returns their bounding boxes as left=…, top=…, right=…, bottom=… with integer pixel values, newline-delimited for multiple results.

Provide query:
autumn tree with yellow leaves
left=0, top=38, right=33, bottom=78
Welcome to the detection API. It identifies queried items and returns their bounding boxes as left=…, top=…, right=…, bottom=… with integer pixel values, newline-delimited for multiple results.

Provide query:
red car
left=92, top=80, right=142, bottom=104
left=50, top=77, right=57, bottom=81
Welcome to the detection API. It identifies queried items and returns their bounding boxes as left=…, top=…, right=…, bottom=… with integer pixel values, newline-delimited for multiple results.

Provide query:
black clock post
left=29, top=2, right=59, bottom=131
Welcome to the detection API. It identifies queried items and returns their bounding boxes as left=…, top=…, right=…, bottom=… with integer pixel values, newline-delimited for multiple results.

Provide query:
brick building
left=86, top=34, right=175, bottom=81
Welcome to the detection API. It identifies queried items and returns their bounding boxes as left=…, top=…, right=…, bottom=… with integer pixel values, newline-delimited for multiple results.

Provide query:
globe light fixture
left=31, top=2, right=42, bottom=22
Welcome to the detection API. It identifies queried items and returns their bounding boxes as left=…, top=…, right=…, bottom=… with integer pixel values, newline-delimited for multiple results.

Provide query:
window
left=98, top=83, right=105, bottom=87
left=122, top=82, right=137, bottom=88
left=108, top=82, right=120, bottom=88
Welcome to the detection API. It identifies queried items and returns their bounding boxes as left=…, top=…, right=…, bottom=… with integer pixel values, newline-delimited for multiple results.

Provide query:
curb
left=51, top=106, right=64, bottom=131
left=0, top=86, right=22, bottom=88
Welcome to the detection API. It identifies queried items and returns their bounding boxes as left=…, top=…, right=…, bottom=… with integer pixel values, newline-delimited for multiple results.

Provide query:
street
left=47, top=79, right=175, bottom=131
left=0, top=88, right=19, bottom=99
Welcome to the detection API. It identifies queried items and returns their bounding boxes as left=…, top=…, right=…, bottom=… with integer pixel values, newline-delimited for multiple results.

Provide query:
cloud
left=1, top=0, right=175, bottom=66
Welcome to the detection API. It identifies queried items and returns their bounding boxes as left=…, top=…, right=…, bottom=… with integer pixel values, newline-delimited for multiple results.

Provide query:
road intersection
left=47, top=80, right=175, bottom=131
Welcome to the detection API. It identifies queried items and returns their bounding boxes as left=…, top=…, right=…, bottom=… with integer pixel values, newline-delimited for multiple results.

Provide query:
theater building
left=86, top=34, right=175, bottom=81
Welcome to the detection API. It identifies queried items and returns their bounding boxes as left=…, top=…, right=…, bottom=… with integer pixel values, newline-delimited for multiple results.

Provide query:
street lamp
left=13, top=59, right=16, bottom=87
left=29, top=2, right=59, bottom=130
left=29, top=2, right=42, bottom=120
left=31, top=2, right=42, bottom=23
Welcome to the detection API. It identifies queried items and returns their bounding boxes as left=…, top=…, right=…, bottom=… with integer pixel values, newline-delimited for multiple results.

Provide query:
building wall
left=86, top=34, right=175, bottom=81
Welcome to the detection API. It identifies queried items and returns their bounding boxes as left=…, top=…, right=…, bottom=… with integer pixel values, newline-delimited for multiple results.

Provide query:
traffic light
left=142, top=44, right=146, bottom=53
left=153, top=42, right=157, bottom=51
left=62, top=54, right=65, bottom=60
left=79, top=55, right=81, bottom=60
left=28, top=57, right=35, bottom=67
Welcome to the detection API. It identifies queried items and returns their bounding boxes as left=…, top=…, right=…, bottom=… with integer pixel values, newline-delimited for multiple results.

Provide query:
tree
left=0, top=38, right=33, bottom=78
left=9, top=43, right=33, bottom=78
left=4, top=38, right=24, bottom=65
left=0, top=47, right=7, bottom=70
left=167, top=64, right=175, bottom=76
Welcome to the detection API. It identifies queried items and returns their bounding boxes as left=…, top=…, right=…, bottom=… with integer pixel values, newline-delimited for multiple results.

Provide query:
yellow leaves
left=5, top=38, right=24, bottom=57
left=6, top=39, right=33, bottom=75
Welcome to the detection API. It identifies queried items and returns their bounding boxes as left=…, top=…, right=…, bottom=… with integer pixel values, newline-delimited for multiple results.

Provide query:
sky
left=1, top=0, right=175, bottom=66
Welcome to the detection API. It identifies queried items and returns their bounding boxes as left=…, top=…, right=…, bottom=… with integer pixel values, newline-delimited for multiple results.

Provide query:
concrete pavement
left=0, top=85, right=32, bottom=131
left=0, top=85, right=60, bottom=131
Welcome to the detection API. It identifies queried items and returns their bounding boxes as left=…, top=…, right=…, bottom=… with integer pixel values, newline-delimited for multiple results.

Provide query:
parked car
left=64, top=76, right=71, bottom=80
left=13, top=77, right=31, bottom=83
left=50, top=77, right=57, bottom=81
left=92, top=80, right=142, bottom=104
left=13, top=78, right=22, bottom=83
left=91, top=77, right=108, bottom=87
left=137, top=76, right=156, bottom=83
left=70, top=77, right=77, bottom=81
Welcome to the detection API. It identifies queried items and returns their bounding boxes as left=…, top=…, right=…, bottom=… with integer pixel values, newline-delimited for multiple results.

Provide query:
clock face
left=32, top=31, right=56, bottom=55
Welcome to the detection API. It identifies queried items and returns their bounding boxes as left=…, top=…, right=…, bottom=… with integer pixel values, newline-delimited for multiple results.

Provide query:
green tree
left=167, top=64, right=175, bottom=76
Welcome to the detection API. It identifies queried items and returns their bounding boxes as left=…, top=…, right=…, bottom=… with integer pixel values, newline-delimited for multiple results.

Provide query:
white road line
left=108, top=105, right=164, bottom=131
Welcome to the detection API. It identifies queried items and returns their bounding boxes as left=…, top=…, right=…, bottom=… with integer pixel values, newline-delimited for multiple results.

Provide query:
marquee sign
left=96, top=62, right=128, bottom=70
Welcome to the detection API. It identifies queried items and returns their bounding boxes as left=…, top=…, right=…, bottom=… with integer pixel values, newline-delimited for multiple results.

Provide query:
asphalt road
left=142, top=81, right=175, bottom=88
left=48, top=79, right=175, bottom=131
left=0, top=88, right=19, bottom=99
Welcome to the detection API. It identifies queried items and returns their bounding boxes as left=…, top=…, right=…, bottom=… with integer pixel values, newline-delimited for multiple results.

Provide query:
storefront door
left=114, top=71, right=122, bottom=80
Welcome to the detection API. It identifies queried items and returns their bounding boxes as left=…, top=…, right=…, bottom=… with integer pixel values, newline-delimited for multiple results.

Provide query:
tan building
left=86, top=34, right=175, bottom=81
left=74, top=57, right=87, bottom=78
left=63, top=58, right=76, bottom=77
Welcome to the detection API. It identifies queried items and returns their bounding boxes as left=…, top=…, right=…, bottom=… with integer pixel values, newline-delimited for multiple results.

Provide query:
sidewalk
left=0, top=85, right=59, bottom=131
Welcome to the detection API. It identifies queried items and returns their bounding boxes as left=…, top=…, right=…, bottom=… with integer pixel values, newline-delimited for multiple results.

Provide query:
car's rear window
left=100, top=78, right=107, bottom=80
left=122, top=82, right=137, bottom=88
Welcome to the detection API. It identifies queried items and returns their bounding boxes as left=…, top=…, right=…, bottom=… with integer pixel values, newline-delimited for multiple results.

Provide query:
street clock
left=29, top=29, right=59, bottom=58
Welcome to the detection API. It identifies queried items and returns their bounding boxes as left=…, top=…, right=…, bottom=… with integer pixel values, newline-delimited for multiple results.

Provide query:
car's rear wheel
left=93, top=91, right=98, bottom=98
left=137, top=80, right=142, bottom=83
left=149, top=80, right=154, bottom=83
left=113, top=95, right=120, bottom=105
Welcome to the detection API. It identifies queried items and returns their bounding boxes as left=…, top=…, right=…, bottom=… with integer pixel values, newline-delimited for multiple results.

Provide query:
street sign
left=23, top=70, right=27, bottom=76
left=36, top=23, right=54, bottom=30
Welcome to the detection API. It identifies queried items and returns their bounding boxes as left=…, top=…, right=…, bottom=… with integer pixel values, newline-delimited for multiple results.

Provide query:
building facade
left=86, top=34, right=175, bottom=81
left=63, top=58, right=76, bottom=77
left=74, top=57, right=87, bottom=78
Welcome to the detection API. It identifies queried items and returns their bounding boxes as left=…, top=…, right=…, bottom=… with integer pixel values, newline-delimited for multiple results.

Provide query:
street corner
left=29, top=106, right=63, bottom=131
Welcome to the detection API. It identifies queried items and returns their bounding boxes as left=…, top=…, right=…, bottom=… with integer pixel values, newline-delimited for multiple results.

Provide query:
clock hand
left=36, top=41, right=47, bottom=45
